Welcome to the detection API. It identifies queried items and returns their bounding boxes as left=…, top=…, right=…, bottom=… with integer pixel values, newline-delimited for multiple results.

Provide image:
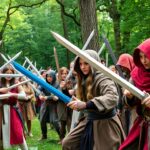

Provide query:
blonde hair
left=76, top=70, right=93, bottom=102
left=60, top=67, right=69, bottom=75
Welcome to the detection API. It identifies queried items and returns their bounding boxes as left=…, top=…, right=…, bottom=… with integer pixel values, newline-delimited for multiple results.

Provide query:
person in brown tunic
left=62, top=50, right=125, bottom=150
left=19, top=79, right=36, bottom=137
left=57, top=67, right=73, bottom=144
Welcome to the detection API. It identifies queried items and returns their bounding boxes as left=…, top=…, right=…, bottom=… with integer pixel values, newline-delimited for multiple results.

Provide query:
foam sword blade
left=12, top=61, right=71, bottom=103
left=51, top=31, right=146, bottom=100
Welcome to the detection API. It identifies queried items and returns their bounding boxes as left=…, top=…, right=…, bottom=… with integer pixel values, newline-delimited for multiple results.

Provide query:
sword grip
left=143, top=92, right=150, bottom=100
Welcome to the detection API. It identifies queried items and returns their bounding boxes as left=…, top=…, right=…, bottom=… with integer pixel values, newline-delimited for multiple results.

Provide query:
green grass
left=7, top=117, right=62, bottom=150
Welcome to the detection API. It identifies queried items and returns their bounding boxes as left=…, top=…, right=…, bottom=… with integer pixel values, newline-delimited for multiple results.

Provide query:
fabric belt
left=87, top=108, right=116, bottom=120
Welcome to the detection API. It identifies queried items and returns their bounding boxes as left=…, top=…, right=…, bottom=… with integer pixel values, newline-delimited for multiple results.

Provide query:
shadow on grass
left=47, top=139, right=59, bottom=144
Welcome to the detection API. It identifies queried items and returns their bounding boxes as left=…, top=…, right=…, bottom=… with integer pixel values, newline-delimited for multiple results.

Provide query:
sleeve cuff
left=86, top=101, right=97, bottom=109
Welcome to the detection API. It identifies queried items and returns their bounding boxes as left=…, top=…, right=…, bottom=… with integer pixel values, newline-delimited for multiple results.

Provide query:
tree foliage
left=0, top=0, right=149, bottom=68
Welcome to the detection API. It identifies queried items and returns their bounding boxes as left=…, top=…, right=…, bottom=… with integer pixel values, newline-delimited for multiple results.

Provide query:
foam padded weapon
left=0, top=51, right=22, bottom=71
left=51, top=31, right=147, bottom=100
left=53, top=47, right=61, bottom=81
left=12, top=61, right=71, bottom=103
left=101, top=35, right=124, bottom=78
left=0, top=74, right=23, bottom=77
left=82, top=30, right=95, bottom=51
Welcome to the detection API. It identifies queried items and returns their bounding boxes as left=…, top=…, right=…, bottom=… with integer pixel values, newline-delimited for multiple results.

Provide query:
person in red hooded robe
left=116, top=53, right=136, bottom=135
left=117, top=53, right=135, bottom=80
left=0, top=66, right=28, bottom=150
left=119, top=38, right=150, bottom=150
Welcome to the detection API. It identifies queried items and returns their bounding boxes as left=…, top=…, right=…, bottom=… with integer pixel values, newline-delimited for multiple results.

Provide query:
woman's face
left=121, top=66, right=130, bottom=79
left=139, top=51, right=150, bottom=69
left=79, top=58, right=91, bottom=75
left=46, top=76, right=53, bottom=83
left=61, top=70, right=68, bottom=81
left=42, top=71, right=46, bottom=79
left=5, top=69, right=13, bottom=81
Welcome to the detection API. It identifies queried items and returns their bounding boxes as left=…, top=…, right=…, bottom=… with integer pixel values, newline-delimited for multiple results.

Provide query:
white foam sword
left=51, top=31, right=148, bottom=100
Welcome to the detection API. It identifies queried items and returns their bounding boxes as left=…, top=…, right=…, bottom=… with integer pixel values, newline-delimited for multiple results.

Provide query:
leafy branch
left=56, top=0, right=80, bottom=26
left=0, top=0, right=48, bottom=40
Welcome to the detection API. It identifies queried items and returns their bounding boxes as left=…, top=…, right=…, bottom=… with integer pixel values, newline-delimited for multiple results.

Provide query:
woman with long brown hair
left=62, top=50, right=125, bottom=150
left=0, top=66, right=28, bottom=150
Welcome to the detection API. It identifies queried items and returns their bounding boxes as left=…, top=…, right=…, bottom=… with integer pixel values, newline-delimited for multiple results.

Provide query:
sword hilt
left=143, top=92, right=150, bottom=100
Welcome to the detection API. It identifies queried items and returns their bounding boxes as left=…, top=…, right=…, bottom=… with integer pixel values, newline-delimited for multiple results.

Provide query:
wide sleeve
left=91, top=77, right=119, bottom=113
left=17, top=85, right=27, bottom=100
left=46, top=82, right=60, bottom=101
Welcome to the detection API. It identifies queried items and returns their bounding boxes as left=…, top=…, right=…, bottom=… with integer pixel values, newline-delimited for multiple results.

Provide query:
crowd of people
left=0, top=38, right=150, bottom=150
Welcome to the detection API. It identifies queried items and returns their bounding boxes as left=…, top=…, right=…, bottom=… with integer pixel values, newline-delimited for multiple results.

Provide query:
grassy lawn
left=7, top=117, right=62, bottom=150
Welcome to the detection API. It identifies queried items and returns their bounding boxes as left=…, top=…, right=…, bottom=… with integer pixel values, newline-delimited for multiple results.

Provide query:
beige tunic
left=19, top=84, right=36, bottom=121
left=62, top=71, right=125, bottom=150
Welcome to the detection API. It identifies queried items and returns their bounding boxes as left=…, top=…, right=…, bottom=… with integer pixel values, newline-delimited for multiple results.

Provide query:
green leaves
left=0, top=0, right=149, bottom=68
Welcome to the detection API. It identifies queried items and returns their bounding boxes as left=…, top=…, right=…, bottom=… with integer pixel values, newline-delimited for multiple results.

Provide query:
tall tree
left=79, top=0, right=100, bottom=51
left=56, top=0, right=80, bottom=67
left=56, top=0, right=69, bottom=67
left=121, top=0, right=150, bottom=53
left=0, top=0, right=48, bottom=49
left=97, top=0, right=124, bottom=55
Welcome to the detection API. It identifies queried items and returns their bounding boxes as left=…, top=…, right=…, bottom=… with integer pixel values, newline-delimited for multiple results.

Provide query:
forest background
left=0, top=0, right=149, bottom=70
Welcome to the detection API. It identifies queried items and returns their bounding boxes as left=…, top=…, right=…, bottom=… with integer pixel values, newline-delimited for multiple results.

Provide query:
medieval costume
left=62, top=50, right=125, bottom=150
left=39, top=70, right=60, bottom=140
left=0, top=66, right=28, bottom=150
left=119, top=38, right=150, bottom=150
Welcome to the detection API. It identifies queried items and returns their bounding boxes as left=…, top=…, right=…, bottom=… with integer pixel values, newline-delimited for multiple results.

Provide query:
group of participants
left=0, top=38, right=150, bottom=150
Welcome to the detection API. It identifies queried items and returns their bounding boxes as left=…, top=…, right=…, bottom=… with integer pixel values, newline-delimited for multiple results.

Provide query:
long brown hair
left=1, top=66, right=15, bottom=87
left=74, top=50, right=100, bottom=101
left=60, top=67, right=69, bottom=76
left=76, top=67, right=93, bottom=102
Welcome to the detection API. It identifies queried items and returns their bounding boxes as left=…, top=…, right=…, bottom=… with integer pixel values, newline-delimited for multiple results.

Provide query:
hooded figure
left=119, top=38, right=150, bottom=150
left=117, top=54, right=135, bottom=72
left=62, top=50, right=125, bottom=150
left=39, top=70, right=60, bottom=140
left=116, top=53, right=136, bottom=135
left=46, top=70, right=56, bottom=85
left=117, top=53, right=135, bottom=80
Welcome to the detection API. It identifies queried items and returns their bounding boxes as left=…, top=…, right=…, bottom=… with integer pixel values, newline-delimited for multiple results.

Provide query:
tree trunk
left=79, top=0, right=99, bottom=51
left=60, top=0, right=70, bottom=67
left=109, top=0, right=121, bottom=57
left=113, top=17, right=121, bottom=56
left=122, top=31, right=130, bottom=53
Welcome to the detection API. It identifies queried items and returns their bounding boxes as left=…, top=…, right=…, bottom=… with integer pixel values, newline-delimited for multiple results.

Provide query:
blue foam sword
left=12, top=61, right=71, bottom=103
